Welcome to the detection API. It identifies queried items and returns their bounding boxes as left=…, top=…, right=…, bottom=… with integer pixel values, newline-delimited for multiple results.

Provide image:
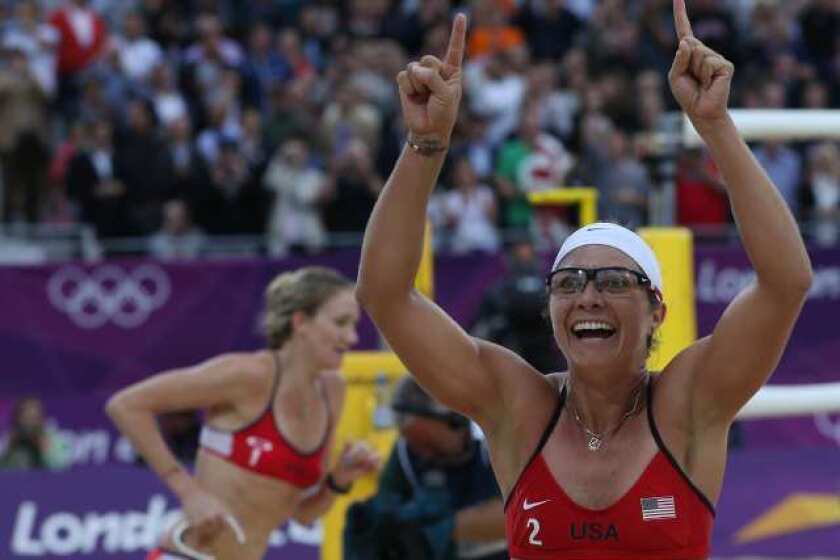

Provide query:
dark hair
left=391, top=376, right=469, bottom=429
left=262, top=267, right=353, bottom=349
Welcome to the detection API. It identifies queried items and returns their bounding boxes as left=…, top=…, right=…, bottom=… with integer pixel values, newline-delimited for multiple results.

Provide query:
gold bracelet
left=406, top=135, right=448, bottom=156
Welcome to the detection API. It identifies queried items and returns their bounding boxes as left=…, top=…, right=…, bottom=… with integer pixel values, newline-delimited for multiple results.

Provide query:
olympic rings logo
left=47, top=265, right=172, bottom=329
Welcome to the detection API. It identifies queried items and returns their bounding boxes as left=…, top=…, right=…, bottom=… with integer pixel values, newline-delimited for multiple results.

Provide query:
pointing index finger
left=444, top=13, right=467, bottom=70
left=673, top=0, right=693, bottom=40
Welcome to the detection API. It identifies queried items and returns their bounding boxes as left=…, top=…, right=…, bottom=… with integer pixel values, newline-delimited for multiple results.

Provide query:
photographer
left=0, top=397, right=69, bottom=470
left=344, top=377, right=506, bottom=560
left=471, top=234, right=564, bottom=374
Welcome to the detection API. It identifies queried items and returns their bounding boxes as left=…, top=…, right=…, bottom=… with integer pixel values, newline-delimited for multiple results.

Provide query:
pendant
left=587, top=436, right=602, bottom=451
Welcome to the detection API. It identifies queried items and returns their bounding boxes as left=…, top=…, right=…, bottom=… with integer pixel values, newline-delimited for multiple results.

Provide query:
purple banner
left=712, top=447, right=840, bottom=557
left=1, top=448, right=837, bottom=558
left=1, top=247, right=839, bottom=449
left=0, top=466, right=319, bottom=559
left=694, top=246, right=840, bottom=448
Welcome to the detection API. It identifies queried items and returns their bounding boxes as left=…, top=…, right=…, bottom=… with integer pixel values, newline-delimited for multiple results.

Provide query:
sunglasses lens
left=596, top=269, right=636, bottom=293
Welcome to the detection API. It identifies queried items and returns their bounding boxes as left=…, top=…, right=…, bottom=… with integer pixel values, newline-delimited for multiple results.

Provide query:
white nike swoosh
left=523, top=498, right=551, bottom=511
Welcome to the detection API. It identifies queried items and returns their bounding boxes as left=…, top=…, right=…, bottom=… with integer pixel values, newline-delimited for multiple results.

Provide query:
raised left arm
left=668, top=0, right=812, bottom=426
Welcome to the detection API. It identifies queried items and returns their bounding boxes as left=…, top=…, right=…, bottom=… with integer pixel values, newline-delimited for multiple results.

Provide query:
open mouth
left=571, top=320, right=617, bottom=340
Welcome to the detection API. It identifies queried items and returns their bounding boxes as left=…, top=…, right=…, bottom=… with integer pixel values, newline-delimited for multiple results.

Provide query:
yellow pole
left=320, top=353, right=407, bottom=560
left=527, top=188, right=599, bottom=226
left=638, top=227, right=697, bottom=371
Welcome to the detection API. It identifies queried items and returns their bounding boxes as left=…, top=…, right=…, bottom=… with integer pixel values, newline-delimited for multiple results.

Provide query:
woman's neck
left=273, top=344, right=321, bottom=393
left=566, top=367, right=648, bottom=435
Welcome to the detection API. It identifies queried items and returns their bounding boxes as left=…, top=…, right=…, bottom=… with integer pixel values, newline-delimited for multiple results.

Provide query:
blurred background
left=0, top=0, right=837, bottom=558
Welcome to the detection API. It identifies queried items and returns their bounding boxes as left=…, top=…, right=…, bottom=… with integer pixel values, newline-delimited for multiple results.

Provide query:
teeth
left=572, top=321, right=616, bottom=333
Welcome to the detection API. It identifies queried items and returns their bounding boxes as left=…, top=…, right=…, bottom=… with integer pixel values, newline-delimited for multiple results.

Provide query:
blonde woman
left=107, top=267, right=379, bottom=560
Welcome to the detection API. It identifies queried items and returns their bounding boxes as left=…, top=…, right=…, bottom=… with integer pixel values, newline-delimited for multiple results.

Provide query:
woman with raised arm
left=107, top=266, right=379, bottom=560
left=356, top=3, right=811, bottom=558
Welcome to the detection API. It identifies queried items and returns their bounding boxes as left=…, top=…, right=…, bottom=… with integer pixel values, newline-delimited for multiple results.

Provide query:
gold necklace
left=568, top=376, right=646, bottom=452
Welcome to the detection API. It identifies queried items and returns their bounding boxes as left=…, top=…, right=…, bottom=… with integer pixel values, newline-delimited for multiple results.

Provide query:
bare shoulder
left=544, top=371, right=569, bottom=392
left=320, top=370, right=347, bottom=410
left=207, top=351, right=276, bottom=398
left=475, top=342, right=564, bottom=492
left=477, top=340, right=557, bottom=412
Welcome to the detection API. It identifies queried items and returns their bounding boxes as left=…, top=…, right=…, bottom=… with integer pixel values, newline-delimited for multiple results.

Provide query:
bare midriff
left=159, top=450, right=310, bottom=560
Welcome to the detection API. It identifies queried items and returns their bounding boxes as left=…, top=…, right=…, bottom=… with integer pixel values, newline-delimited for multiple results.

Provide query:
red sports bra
left=505, top=380, right=715, bottom=559
left=199, top=354, right=331, bottom=490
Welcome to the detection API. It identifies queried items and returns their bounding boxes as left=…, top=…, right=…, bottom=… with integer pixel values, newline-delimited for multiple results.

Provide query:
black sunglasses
left=546, top=267, right=653, bottom=296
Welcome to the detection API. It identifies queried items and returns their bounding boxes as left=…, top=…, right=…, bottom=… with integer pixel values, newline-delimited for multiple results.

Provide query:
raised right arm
left=356, top=15, right=516, bottom=429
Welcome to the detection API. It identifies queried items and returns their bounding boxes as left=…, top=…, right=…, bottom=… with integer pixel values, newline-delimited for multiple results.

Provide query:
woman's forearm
left=697, top=116, right=812, bottom=293
left=357, top=145, right=447, bottom=305
left=106, top=399, right=197, bottom=498
left=291, top=484, right=337, bottom=526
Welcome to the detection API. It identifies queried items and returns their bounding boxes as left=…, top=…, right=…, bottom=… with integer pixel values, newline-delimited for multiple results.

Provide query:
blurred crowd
left=0, top=0, right=837, bottom=257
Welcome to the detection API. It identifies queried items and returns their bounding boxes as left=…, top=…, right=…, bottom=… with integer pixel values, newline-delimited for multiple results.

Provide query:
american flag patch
left=641, top=496, right=676, bottom=520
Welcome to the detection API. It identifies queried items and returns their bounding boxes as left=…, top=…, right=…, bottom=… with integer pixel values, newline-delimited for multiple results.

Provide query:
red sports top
left=506, top=381, right=715, bottom=559
left=198, top=355, right=331, bottom=489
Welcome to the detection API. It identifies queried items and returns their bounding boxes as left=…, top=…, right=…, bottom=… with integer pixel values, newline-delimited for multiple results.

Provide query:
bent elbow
left=788, top=266, right=813, bottom=302
left=355, top=283, right=395, bottom=319
left=105, top=391, right=130, bottom=421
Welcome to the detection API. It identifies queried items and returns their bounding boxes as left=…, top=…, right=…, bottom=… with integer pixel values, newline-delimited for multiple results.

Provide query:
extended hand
left=332, top=440, right=381, bottom=486
left=180, top=487, right=236, bottom=547
left=668, top=0, right=734, bottom=129
left=396, top=13, right=467, bottom=145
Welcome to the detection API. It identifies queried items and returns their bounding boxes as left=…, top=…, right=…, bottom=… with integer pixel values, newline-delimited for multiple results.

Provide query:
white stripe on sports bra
left=199, top=425, right=233, bottom=456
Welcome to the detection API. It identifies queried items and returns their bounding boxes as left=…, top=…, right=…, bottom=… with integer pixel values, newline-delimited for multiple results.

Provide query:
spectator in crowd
left=524, top=62, right=579, bottom=143
left=49, top=0, right=110, bottom=120
left=435, top=156, right=499, bottom=254
left=464, top=44, right=527, bottom=147
left=0, top=397, right=69, bottom=470
left=2, top=0, right=58, bottom=99
left=753, top=141, right=802, bottom=217
left=117, top=98, right=173, bottom=234
left=516, top=0, right=583, bottom=63
left=344, top=376, right=506, bottom=560
left=319, top=80, right=382, bottom=159
left=197, top=137, right=263, bottom=235
left=114, top=10, right=162, bottom=85
left=471, top=234, right=563, bottom=374
left=149, top=63, right=189, bottom=128
left=495, top=104, right=574, bottom=244
left=805, top=142, right=840, bottom=246
left=163, top=116, right=205, bottom=202
left=0, top=46, right=50, bottom=223
left=263, top=137, right=329, bottom=256
left=66, top=118, right=133, bottom=237
left=466, top=0, right=524, bottom=60
left=595, top=129, right=653, bottom=229
left=148, top=198, right=206, bottom=261
left=675, top=147, right=730, bottom=231
left=323, top=137, right=384, bottom=236
left=0, top=0, right=832, bottom=250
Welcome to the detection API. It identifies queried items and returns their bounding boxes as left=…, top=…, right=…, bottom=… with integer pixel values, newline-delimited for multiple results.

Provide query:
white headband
left=551, top=222, right=663, bottom=293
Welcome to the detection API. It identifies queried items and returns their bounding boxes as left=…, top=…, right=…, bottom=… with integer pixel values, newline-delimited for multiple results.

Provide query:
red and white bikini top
left=199, top=354, right=331, bottom=490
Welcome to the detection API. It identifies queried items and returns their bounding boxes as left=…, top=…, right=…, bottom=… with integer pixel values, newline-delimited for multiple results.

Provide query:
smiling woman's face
left=549, top=245, right=663, bottom=370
